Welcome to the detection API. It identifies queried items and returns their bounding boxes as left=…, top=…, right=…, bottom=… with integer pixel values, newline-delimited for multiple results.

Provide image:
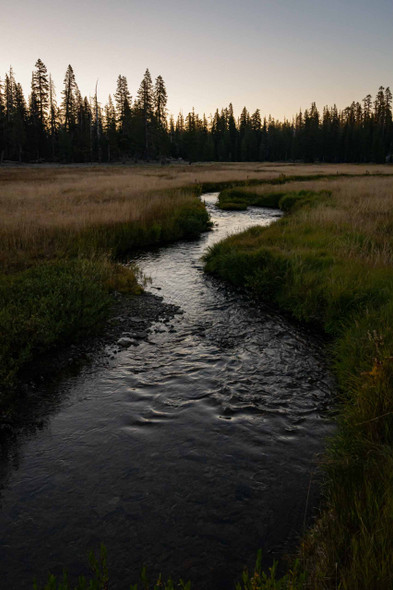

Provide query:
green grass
left=0, top=192, right=210, bottom=410
left=0, top=259, right=140, bottom=402
left=69, top=197, right=211, bottom=258
left=34, top=547, right=306, bottom=590
left=204, top=176, right=393, bottom=588
left=217, top=187, right=332, bottom=212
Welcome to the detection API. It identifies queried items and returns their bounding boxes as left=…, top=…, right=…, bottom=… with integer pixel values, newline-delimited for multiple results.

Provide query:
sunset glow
left=2, top=0, right=393, bottom=120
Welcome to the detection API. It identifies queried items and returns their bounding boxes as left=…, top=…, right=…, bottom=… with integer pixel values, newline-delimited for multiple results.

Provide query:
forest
left=0, top=59, right=392, bottom=164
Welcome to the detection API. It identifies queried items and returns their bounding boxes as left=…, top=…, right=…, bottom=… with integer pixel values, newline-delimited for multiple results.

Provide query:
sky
left=2, top=0, right=393, bottom=121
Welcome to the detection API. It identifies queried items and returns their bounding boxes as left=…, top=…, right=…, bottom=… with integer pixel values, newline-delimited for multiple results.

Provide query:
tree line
left=1, top=60, right=392, bottom=164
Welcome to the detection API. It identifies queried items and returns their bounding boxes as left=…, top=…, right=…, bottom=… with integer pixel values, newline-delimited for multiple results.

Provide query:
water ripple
left=0, top=193, right=335, bottom=590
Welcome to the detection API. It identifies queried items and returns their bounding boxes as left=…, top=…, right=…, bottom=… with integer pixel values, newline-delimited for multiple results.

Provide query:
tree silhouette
left=135, top=69, right=154, bottom=159
left=1, top=61, right=393, bottom=165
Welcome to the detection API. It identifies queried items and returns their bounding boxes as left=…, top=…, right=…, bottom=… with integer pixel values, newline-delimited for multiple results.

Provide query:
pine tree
left=135, top=69, right=154, bottom=158
left=114, top=75, right=132, bottom=157
left=92, top=82, right=103, bottom=162
left=239, top=107, right=252, bottom=161
left=154, top=75, right=168, bottom=157
left=0, top=77, right=5, bottom=162
left=29, top=72, right=41, bottom=159
left=303, top=102, right=320, bottom=162
left=48, top=75, right=59, bottom=159
left=373, top=86, right=386, bottom=162
left=61, top=65, right=78, bottom=131
left=4, top=68, right=16, bottom=120
left=154, top=75, right=167, bottom=130
left=13, top=82, right=27, bottom=161
left=32, top=59, right=49, bottom=127
left=114, top=75, right=131, bottom=124
left=384, top=87, right=393, bottom=160
left=173, top=112, right=185, bottom=158
left=227, top=103, right=238, bottom=161
left=104, top=95, right=118, bottom=161
left=250, top=109, right=262, bottom=160
left=29, top=59, right=50, bottom=159
left=184, top=108, right=197, bottom=161
left=3, top=69, right=28, bottom=161
left=201, top=114, right=214, bottom=161
left=74, top=94, right=92, bottom=161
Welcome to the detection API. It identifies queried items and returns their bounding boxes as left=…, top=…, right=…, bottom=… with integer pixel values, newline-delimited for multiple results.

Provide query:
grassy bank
left=34, top=545, right=306, bottom=590
left=217, top=185, right=332, bottom=211
left=0, top=166, right=212, bottom=410
left=204, top=174, right=393, bottom=588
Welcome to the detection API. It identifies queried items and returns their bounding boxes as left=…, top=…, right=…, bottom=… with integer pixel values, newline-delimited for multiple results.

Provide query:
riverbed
left=0, top=194, right=334, bottom=589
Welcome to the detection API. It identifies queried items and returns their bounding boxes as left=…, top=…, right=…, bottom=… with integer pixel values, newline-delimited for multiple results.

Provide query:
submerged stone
left=117, top=336, right=134, bottom=348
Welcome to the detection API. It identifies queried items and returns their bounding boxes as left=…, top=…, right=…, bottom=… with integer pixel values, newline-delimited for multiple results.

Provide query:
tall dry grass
left=225, top=175, right=393, bottom=267
left=1, top=162, right=391, bottom=270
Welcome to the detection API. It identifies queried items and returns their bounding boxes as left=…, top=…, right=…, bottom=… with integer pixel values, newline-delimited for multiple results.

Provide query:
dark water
left=0, top=194, right=334, bottom=589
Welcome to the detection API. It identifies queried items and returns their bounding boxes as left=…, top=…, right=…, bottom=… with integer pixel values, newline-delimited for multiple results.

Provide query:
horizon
left=3, top=61, right=391, bottom=124
left=2, top=0, right=393, bottom=121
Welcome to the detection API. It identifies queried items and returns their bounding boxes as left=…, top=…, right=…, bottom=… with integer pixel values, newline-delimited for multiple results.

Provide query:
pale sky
left=2, top=0, right=393, bottom=121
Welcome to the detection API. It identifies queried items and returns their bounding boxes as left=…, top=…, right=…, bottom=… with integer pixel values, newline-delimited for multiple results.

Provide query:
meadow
left=3, top=162, right=393, bottom=588
left=1, top=161, right=389, bottom=270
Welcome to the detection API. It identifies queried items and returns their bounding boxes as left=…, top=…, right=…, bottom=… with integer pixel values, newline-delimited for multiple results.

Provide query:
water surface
left=0, top=194, right=334, bottom=589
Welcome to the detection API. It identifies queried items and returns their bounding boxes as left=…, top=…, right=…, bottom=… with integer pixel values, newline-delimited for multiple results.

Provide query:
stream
left=0, top=194, right=334, bottom=589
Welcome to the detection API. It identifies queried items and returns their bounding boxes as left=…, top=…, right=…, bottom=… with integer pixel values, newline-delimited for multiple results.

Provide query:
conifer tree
left=29, top=73, right=42, bottom=158
left=135, top=69, right=154, bottom=158
left=48, top=75, right=59, bottom=159
left=373, top=87, right=386, bottom=162
left=250, top=109, right=262, bottom=160
left=168, top=114, right=176, bottom=156
left=104, top=95, right=118, bottom=161
left=0, top=78, right=5, bottom=162
left=74, top=94, right=92, bottom=161
left=30, top=60, right=50, bottom=159
left=61, top=65, right=78, bottom=131
left=13, top=82, right=27, bottom=161
left=154, top=75, right=167, bottom=130
left=173, top=112, right=185, bottom=158
left=4, top=68, right=16, bottom=119
left=239, top=107, right=252, bottom=161
left=3, top=69, right=28, bottom=160
left=91, top=82, right=103, bottom=162
left=384, top=87, right=393, bottom=159
left=114, top=75, right=132, bottom=124
left=184, top=108, right=197, bottom=161
left=303, top=102, right=320, bottom=162
left=32, top=59, right=49, bottom=127
left=114, top=75, right=132, bottom=157
left=227, top=103, right=238, bottom=160
left=154, top=75, right=168, bottom=156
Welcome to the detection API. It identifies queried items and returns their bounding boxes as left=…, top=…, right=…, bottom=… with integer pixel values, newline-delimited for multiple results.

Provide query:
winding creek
left=0, top=194, right=335, bottom=589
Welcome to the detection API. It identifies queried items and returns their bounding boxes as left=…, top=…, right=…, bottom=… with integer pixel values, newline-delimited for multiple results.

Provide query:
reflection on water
left=0, top=194, right=334, bottom=589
